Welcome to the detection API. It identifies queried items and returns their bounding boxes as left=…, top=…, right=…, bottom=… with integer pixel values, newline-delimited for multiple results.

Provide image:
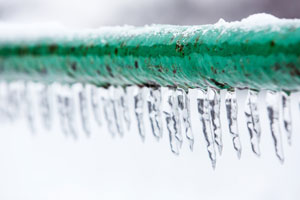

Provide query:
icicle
left=147, top=87, right=163, bottom=140
left=163, top=88, right=182, bottom=155
left=56, top=94, right=69, bottom=136
left=111, top=86, right=124, bottom=137
left=23, top=83, right=35, bottom=133
left=197, top=89, right=216, bottom=169
left=79, top=85, right=91, bottom=136
left=133, top=87, right=146, bottom=141
left=176, top=88, right=194, bottom=150
left=207, top=87, right=223, bottom=155
left=121, top=87, right=131, bottom=131
left=39, top=85, right=52, bottom=130
left=90, top=86, right=102, bottom=127
left=5, top=83, right=21, bottom=121
left=281, top=92, right=292, bottom=145
left=225, top=89, right=242, bottom=159
left=244, top=89, right=261, bottom=156
left=65, top=95, right=77, bottom=139
left=102, top=88, right=117, bottom=137
left=266, top=91, right=284, bottom=163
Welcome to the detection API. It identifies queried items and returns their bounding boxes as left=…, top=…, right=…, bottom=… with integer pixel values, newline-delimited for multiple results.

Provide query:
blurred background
left=0, top=1, right=300, bottom=200
left=0, top=0, right=300, bottom=27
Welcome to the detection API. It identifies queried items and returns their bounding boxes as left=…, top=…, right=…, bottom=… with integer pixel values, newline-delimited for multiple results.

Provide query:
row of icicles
left=0, top=82, right=293, bottom=169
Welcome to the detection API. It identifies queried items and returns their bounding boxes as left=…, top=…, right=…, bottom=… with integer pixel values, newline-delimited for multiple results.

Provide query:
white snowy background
left=0, top=0, right=299, bottom=200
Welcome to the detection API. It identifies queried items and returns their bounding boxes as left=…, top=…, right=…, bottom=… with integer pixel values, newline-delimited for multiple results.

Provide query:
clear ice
left=133, top=87, right=146, bottom=141
left=163, top=88, right=182, bottom=155
left=207, top=87, right=223, bottom=155
left=244, top=89, right=261, bottom=156
left=147, top=87, right=163, bottom=140
left=225, top=89, right=242, bottom=159
left=197, top=89, right=216, bottom=169
left=79, top=85, right=91, bottom=136
left=111, top=86, right=125, bottom=137
left=176, top=88, right=194, bottom=150
left=0, top=81, right=296, bottom=167
left=38, top=85, right=52, bottom=130
left=266, top=91, right=284, bottom=163
left=281, top=92, right=292, bottom=145
left=90, top=86, right=102, bottom=127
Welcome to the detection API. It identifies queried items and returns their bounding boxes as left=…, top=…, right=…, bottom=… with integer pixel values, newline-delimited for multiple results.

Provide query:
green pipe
left=0, top=18, right=300, bottom=91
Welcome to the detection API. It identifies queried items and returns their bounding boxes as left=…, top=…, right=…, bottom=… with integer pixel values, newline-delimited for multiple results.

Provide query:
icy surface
left=0, top=13, right=300, bottom=42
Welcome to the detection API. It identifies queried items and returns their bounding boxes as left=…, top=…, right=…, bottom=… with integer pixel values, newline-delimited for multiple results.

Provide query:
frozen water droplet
left=244, top=89, right=261, bottom=156
left=196, top=89, right=216, bottom=169
left=147, top=87, right=163, bottom=140
left=207, top=87, right=223, bottom=155
left=102, top=88, right=117, bottom=137
left=111, top=86, right=125, bottom=137
left=176, top=88, right=194, bottom=150
left=90, top=86, right=102, bottom=127
left=266, top=91, right=284, bottom=163
left=39, top=85, right=52, bottom=130
left=79, top=85, right=91, bottom=136
left=163, top=88, right=182, bottom=155
left=225, top=89, right=242, bottom=159
left=281, top=92, right=292, bottom=145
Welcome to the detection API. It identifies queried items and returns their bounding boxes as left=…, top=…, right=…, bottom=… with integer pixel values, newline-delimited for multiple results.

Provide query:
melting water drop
left=90, top=86, right=102, bottom=127
left=207, top=87, right=223, bottom=155
left=176, top=88, right=194, bottom=150
left=225, top=89, right=242, bottom=159
left=281, top=92, right=292, bottom=145
left=39, top=85, right=52, bottom=130
left=79, top=85, right=91, bottom=136
left=111, top=86, right=125, bottom=137
left=147, top=87, right=163, bottom=140
left=133, top=87, right=146, bottom=141
left=266, top=91, right=284, bottom=163
left=244, top=89, right=261, bottom=156
left=196, top=89, right=216, bottom=169
left=163, top=88, right=182, bottom=155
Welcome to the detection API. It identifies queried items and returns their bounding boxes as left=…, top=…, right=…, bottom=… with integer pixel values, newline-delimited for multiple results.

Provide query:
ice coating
left=1, top=13, right=300, bottom=42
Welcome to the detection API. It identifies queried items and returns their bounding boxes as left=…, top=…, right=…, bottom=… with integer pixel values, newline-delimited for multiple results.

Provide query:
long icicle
left=197, top=89, right=216, bottom=169
left=266, top=91, right=284, bottom=163
left=225, top=89, right=242, bottom=159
